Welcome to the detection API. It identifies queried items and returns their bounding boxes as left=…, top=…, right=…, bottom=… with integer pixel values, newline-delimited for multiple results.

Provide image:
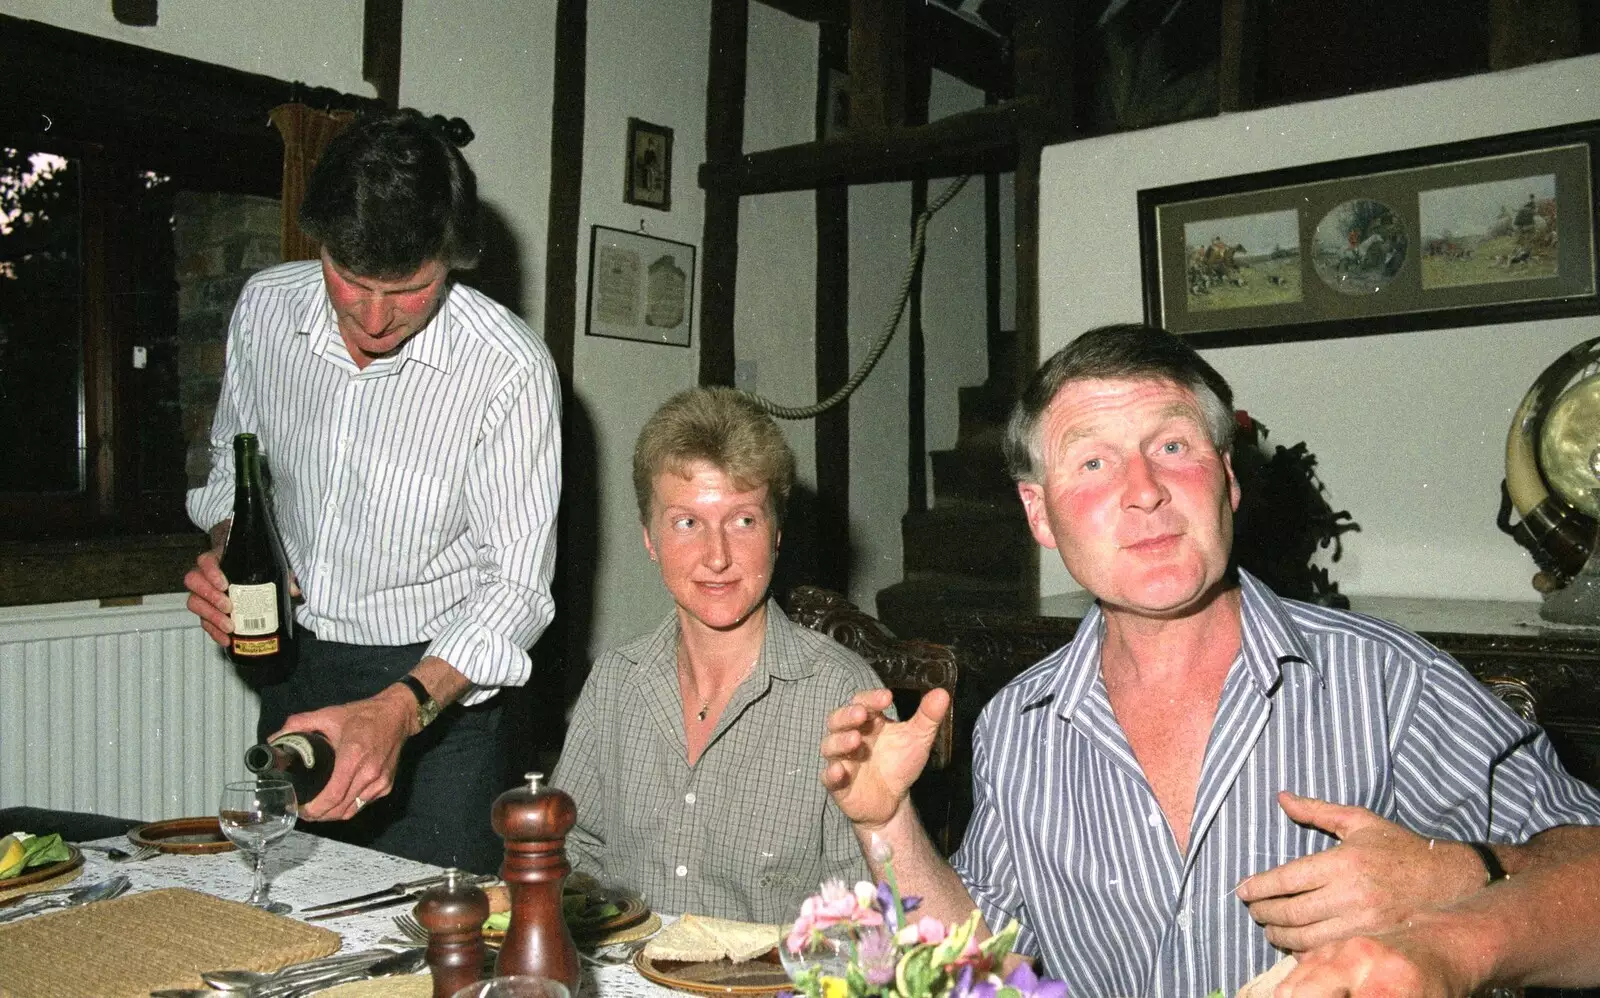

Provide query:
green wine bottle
left=220, top=433, right=294, bottom=668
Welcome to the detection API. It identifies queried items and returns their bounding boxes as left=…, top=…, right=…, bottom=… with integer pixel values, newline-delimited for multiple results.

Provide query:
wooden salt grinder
left=415, top=868, right=488, bottom=998
left=492, top=771, right=580, bottom=989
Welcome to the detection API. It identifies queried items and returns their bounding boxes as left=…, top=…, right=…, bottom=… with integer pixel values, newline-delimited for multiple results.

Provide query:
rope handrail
left=740, top=173, right=972, bottom=420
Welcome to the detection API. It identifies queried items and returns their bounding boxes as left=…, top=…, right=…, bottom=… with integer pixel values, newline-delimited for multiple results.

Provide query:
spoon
left=199, top=947, right=396, bottom=990
left=0, top=874, right=130, bottom=923
left=272, top=946, right=428, bottom=997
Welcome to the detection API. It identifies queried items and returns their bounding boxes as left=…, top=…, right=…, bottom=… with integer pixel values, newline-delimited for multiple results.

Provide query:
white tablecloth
left=64, top=831, right=678, bottom=998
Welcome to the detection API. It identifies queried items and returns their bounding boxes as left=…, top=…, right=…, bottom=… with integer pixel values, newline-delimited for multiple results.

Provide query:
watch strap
left=397, top=674, right=444, bottom=730
left=1466, top=841, right=1509, bottom=886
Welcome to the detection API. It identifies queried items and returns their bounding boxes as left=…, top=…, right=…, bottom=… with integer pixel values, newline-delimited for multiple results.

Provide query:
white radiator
left=0, top=594, right=258, bottom=821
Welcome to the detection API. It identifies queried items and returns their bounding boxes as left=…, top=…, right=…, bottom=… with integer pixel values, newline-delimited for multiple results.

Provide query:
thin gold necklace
left=690, top=657, right=758, bottom=723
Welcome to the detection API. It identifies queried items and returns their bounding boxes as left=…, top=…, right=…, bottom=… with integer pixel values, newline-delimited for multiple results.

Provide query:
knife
left=300, top=873, right=460, bottom=914
left=304, top=890, right=426, bottom=921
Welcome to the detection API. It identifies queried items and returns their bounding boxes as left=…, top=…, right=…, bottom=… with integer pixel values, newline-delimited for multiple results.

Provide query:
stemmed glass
left=219, top=776, right=298, bottom=914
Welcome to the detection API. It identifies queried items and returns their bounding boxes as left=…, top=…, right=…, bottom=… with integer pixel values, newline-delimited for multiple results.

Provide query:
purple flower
left=950, top=964, right=998, bottom=998
left=856, top=926, right=898, bottom=987
left=1003, top=963, right=1068, bottom=998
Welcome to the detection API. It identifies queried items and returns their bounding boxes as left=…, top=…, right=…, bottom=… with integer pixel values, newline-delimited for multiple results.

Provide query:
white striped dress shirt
left=187, top=261, right=560, bottom=703
left=950, top=570, right=1600, bottom=998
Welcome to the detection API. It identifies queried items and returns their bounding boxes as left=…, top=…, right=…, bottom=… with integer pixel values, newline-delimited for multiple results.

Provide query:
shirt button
left=1176, top=910, right=1191, bottom=931
left=1147, top=810, right=1162, bottom=826
left=684, top=792, right=696, bottom=805
left=675, top=865, right=688, bottom=878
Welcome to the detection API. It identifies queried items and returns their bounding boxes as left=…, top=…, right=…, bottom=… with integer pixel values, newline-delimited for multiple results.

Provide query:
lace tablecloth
left=60, top=832, right=679, bottom=998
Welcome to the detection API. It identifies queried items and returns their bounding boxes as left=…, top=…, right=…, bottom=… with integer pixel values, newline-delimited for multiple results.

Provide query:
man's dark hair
left=1003, top=322, right=1236, bottom=483
left=299, top=108, right=480, bottom=278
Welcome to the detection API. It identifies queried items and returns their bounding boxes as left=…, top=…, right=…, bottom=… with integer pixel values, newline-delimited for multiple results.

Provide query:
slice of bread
left=645, top=913, right=780, bottom=964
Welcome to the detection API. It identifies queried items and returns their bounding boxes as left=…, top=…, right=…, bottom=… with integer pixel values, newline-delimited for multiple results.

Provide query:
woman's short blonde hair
left=633, top=387, right=795, bottom=526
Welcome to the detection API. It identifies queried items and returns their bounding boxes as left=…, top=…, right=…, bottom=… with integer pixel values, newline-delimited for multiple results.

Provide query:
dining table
left=3, top=830, right=686, bottom=998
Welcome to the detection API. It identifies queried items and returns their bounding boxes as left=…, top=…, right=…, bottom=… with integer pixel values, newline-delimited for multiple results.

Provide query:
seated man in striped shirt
left=184, top=109, right=560, bottom=872
left=821, top=323, right=1600, bottom=998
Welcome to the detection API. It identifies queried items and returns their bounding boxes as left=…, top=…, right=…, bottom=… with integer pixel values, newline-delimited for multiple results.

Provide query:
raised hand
left=1236, top=791, right=1483, bottom=952
left=820, top=687, right=950, bottom=830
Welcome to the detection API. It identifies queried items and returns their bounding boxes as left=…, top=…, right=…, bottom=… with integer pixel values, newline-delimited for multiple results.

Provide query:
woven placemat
left=0, top=886, right=340, bottom=998
left=321, top=972, right=433, bottom=997
left=0, top=865, right=82, bottom=905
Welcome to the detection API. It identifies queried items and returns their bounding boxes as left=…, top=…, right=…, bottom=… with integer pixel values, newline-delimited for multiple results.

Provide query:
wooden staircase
left=876, top=326, right=1035, bottom=641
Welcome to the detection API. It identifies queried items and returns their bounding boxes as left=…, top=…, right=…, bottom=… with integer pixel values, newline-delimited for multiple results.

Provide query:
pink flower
left=893, top=915, right=944, bottom=945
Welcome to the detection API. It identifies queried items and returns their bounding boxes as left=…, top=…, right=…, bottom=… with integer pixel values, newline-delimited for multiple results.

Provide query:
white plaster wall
left=1, top=0, right=369, bottom=94
left=1039, top=54, right=1600, bottom=602
left=735, top=4, right=821, bottom=501
left=572, top=1, right=711, bottom=655
left=399, top=1, right=556, bottom=326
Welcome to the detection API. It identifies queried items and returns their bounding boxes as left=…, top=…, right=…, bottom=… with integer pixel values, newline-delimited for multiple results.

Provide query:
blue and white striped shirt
left=950, top=570, right=1600, bottom=998
left=188, top=261, right=561, bottom=703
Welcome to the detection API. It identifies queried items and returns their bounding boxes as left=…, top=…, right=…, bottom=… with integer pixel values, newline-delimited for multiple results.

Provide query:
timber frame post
left=699, top=0, right=750, bottom=387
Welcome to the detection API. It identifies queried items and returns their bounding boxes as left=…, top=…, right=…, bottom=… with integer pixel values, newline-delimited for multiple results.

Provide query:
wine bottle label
left=272, top=733, right=318, bottom=768
left=229, top=581, right=279, bottom=636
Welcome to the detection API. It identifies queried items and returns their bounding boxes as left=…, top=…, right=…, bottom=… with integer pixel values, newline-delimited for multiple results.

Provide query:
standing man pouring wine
left=183, top=109, right=561, bottom=872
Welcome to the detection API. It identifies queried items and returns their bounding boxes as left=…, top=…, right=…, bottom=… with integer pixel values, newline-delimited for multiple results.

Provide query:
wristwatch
left=398, top=674, right=445, bottom=731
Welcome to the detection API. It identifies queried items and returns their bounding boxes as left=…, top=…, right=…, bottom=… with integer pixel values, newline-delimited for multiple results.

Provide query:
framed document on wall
left=585, top=225, right=696, bottom=347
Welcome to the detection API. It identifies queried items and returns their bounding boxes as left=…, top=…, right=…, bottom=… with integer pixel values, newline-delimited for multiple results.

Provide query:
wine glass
left=451, top=977, right=570, bottom=998
left=219, top=776, right=298, bottom=914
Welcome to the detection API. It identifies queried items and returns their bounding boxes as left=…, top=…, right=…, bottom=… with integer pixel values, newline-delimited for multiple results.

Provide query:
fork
left=392, top=912, right=430, bottom=944
left=79, top=843, right=158, bottom=862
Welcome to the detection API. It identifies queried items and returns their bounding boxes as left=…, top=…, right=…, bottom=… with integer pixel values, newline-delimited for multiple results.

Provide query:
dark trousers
left=253, top=631, right=506, bottom=874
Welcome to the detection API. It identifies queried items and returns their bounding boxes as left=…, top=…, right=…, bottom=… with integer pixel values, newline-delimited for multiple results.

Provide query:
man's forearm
left=1411, top=829, right=1600, bottom=991
left=856, top=804, right=983, bottom=933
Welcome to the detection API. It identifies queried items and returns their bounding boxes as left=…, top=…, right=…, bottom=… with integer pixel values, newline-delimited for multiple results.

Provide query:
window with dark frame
left=0, top=138, right=193, bottom=540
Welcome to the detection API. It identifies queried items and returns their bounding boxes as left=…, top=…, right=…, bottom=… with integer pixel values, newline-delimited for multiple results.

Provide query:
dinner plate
left=0, top=845, right=83, bottom=893
left=482, top=890, right=650, bottom=943
left=634, top=947, right=790, bottom=997
left=128, top=816, right=236, bottom=854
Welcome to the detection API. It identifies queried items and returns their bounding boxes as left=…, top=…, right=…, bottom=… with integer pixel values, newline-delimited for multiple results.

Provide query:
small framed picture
left=624, top=118, right=673, bottom=211
left=585, top=225, right=696, bottom=347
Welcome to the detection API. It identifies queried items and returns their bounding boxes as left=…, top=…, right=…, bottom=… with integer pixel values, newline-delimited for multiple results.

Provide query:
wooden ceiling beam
left=699, top=100, right=1026, bottom=196
left=753, top=0, right=848, bottom=22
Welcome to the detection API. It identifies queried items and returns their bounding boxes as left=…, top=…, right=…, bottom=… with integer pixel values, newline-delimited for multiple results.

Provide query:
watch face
left=418, top=699, right=444, bottom=728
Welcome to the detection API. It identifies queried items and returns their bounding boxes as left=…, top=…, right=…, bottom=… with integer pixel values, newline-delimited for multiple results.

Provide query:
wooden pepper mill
left=492, top=771, right=580, bottom=989
left=415, top=868, right=489, bottom=998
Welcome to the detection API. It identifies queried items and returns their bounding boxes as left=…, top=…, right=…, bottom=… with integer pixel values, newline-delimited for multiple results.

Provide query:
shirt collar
left=628, top=597, right=809, bottom=681
left=294, top=277, right=456, bottom=375
left=1044, top=568, right=1321, bottom=722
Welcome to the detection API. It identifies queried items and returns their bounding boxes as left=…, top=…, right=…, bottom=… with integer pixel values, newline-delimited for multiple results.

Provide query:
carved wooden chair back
left=784, top=585, right=958, bottom=768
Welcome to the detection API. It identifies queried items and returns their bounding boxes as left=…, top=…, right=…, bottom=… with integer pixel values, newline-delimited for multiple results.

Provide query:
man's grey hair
left=1003, top=323, right=1236, bottom=484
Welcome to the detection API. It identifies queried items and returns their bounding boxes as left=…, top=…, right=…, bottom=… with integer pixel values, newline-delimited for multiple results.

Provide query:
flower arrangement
left=780, top=839, right=1065, bottom=998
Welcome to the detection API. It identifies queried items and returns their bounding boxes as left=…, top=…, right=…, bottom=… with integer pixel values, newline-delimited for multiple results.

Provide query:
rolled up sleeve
left=424, top=353, right=561, bottom=702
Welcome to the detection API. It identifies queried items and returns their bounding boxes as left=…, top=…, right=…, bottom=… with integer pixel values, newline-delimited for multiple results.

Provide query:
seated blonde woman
left=551, top=387, right=883, bottom=922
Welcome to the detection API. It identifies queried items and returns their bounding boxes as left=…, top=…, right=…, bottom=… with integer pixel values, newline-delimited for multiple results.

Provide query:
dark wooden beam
left=1488, top=0, right=1581, bottom=69
left=363, top=0, right=404, bottom=109
left=1011, top=0, right=1073, bottom=612
left=754, top=0, right=847, bottom=22
left=850, top=0, right=908, bottom=130
left=542, top=0, right=585, bottom=384
left=925, top=4, right=1011, bottom=97
left=814, top=22, right=851, bottom=593
left=699, top=0, right=750, bottom=387
left=1218, top=0, right=1262, bottom=112
left=699, top=101, right=1022, bottom=197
